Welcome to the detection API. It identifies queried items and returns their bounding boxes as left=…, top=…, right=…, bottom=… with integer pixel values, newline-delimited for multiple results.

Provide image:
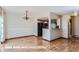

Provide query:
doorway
left=68, top=16, right=75, bottom=38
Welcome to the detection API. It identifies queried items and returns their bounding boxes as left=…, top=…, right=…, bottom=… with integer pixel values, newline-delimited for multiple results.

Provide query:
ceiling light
left=72, top=11, right=78, bottom=16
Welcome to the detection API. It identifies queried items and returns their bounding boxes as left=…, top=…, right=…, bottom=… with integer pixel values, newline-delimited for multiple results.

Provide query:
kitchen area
left=37, top=12, right=62, bottom=41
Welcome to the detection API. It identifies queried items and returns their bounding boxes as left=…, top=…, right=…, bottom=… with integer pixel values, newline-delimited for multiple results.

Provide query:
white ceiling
left=2, top=6, right=79, bottom=15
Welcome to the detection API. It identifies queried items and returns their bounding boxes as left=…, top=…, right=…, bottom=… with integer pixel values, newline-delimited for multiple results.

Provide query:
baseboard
left=35, top=36, right=68, bottom=42
left=2, top=35, right=69, bottom=44
left=49, top=37, right=68, bottom=42
left=5, top=35, right=36, bottom=40
left=39, top=37, right=68, bottom=42
left=72, top=35, right=79, bottom=39
left=1, top=35, right=36, bottom=44
left=60, top=37, right=69, bottom=39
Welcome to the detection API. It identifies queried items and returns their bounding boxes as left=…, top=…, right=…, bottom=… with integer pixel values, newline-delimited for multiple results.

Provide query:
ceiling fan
left=23, top=10, right=29, bottom=20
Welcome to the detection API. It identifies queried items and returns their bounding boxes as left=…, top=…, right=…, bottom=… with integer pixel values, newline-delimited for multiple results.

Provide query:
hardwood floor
left=68, top=38, right=79, bottom=52
left=1, top=36, right=79, bottom=52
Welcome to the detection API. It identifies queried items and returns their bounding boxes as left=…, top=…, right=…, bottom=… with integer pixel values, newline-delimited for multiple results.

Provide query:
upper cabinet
left=37, top=17, right=49, bottom=29
left=37, top=12, right=61, bottom=30
left=49, top=12, right=61, bottom=29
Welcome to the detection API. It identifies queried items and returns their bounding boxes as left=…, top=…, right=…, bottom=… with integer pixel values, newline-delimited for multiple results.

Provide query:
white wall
left=4, top=7, right=69, bottom=40
left=61, top=15, right=70, bottom=38
left=5, top=12, right=36, bottom=39
left=5, top=8, right=50, bottom=39
left=74, top=16, right=79, bottom=37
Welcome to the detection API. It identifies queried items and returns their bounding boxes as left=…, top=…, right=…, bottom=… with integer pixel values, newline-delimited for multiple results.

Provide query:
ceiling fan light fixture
left=23, top=10, right=29, bottom=20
